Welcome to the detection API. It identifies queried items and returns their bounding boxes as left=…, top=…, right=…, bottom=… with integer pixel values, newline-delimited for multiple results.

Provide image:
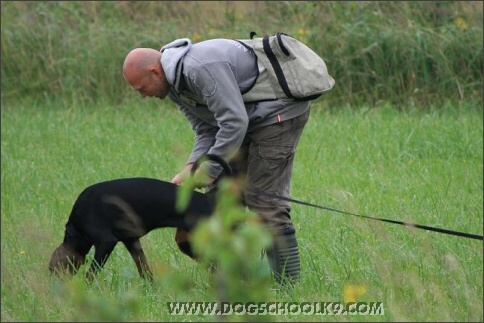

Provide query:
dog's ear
left=49, top=243, right=85, bottom=277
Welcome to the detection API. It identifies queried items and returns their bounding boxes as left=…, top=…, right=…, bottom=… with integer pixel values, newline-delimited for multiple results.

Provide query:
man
left=123, top=37, right=313, bottom=284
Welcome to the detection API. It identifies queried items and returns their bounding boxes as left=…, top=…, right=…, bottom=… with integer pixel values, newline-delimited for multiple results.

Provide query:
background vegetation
left=1, top=1, right=483, bottom=322
left=1, top=1, right=483, bottom=108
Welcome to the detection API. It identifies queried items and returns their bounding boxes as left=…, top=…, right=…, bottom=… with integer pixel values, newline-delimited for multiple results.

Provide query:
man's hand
left=171, top=162, right=215, bottom=188
left=171, top=163, right=194, bottom=185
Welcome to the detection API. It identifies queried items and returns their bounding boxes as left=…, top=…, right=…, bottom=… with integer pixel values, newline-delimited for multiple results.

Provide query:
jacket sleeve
left=184, top=61, right=249, bottom=178
left=198, top=63, right=249, bottom=153
left=168, top=91, right=218, bottom=165
left=180, top=105, right=218, bottom=164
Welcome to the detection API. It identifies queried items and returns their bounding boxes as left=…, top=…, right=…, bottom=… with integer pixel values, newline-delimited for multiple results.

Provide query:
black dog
left=48, top=154, right=232, bottom=281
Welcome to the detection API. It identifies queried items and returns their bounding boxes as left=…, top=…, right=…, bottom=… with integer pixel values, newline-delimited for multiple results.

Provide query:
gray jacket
left=161, top=38, right=310, bottom=177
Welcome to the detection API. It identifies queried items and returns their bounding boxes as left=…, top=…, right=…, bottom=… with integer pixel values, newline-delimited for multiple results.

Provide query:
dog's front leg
left=123, top=239, right=153, bottom=282
left=86, top=240, right=117, bottom=282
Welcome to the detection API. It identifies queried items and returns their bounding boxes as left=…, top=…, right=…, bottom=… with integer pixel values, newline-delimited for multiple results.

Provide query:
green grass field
left=1, top=100, right=482, bottom=322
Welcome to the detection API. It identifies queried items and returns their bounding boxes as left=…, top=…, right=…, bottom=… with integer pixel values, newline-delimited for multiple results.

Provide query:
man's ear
left=150, top=65, right=162, bottom=77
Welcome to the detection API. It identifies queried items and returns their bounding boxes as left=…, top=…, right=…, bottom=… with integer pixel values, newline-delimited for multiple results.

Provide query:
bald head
left=123, top=48, right=161, bottom=76
left=123, top=48, right=170, bottom=99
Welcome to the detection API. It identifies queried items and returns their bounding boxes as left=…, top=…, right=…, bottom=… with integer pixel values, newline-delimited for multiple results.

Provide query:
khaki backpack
left=237, top=32, right=335, bottom=102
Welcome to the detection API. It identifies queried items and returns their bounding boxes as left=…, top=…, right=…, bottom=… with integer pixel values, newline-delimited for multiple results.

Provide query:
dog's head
left=48, top=243, right=86, bottom=277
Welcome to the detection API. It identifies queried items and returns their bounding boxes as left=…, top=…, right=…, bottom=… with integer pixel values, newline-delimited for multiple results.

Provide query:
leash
left=251, top=190, right=484, bottom=241
left=192, top=154, right=482, bottom=241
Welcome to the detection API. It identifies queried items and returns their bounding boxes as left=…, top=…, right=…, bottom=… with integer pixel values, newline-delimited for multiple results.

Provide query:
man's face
left=125, top=69, right=169, bottom=100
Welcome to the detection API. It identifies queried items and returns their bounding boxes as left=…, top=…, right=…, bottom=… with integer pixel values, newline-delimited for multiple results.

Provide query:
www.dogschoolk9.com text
left=167, top=301, right=385, bottom=316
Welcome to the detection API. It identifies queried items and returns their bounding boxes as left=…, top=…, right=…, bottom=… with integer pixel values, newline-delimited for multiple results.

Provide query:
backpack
left=237, top=32, right=335, bottom=102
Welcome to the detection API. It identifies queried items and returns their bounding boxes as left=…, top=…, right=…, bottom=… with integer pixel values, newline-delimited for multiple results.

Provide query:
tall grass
left=1, top=99, right=482, bottom=321
left=1, top=1, right=482, bottom=107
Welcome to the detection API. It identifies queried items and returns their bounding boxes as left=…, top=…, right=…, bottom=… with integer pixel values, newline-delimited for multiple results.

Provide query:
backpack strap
left=262, top=35, right=295, bottom=99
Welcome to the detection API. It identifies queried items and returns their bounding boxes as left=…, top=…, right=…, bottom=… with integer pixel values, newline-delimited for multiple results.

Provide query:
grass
left=1, top=99, right=483, bottom=322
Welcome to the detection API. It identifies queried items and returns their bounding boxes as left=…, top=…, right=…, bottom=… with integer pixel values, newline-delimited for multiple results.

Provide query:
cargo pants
left=230, top=109, right=311, bottom=284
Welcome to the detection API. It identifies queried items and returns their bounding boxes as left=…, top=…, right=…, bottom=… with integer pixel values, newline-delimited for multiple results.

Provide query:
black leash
left=193, top=154, right=482, bottom=241
left=252, top=190, right=483, bottom=241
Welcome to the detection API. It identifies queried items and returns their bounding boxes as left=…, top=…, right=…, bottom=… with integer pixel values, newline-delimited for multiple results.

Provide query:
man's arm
left=194, top=61, right=249, bottom=177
